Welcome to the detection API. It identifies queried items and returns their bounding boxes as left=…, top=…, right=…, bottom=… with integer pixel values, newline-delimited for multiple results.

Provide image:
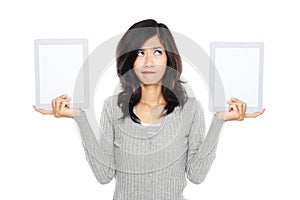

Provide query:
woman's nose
left=144, top=53, right=154, bottom=67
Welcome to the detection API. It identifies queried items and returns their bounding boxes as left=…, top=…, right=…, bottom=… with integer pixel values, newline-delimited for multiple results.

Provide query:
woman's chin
left=140, top=81, right=163, bottom=86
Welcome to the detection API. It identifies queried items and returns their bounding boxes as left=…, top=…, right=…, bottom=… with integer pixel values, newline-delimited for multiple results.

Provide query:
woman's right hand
left=33, top=94, right=82, bottom=118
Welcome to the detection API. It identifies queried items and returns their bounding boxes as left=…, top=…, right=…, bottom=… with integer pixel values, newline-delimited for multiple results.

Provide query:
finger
left=226, top=99, right=233, bottom=105
left=230, top=97, right=243, bottom=102
left=58, top=94, right=68, bottom=99
left=228, top=104, right=235, bottom=112
left=234, top=103, right=245, bottom=120
left=232, top=98, right=247, bottom=117
left=52, top=94, right=70, bottom=116
left=245, top=108, right=266, bottom=118
left=231, top=97, right=246, bottom=105
left=55, top=95, right=69, bottom=104
left=228, top=104, right=239, bottom=120
left=66, top=96, right=72, bottom=101
left=59, top=98, right=67, bottom=111
left=66, top=102, right=70, bottom=108
left=55, top=99, right=64, bottom=117
left=226, top=99, right=236, bottom=111
left=237, top=103, right=246, bottom=120
left=65, top=97, right=72, bottom=108
left=230, top=104, right=239, bottom=113
left=242, top=102, right=246, bottom=117
left=60, top=96, right=71, bottom=101
left=33, top=105, right=53, bottom=115
left=230, top=97, right=239, bottom=102
left=235, top=102, right=242, bottom=113
left=65, top=97, right=72, bottom=105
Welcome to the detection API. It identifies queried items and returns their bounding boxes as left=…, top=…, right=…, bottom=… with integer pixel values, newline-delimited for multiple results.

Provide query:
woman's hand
left=33, top=94, right=82, bottom=118
left=215, top=97, right=265, bottom=121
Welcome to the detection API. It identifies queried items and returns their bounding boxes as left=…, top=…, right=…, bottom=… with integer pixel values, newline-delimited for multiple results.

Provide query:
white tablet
left=34, top=39, right=89, bottom=109
left=210, top=42, right=264, bottom=112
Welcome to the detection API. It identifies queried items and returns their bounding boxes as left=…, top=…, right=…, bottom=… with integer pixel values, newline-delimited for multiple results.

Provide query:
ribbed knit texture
left=73, top=95, right=224, bottom=200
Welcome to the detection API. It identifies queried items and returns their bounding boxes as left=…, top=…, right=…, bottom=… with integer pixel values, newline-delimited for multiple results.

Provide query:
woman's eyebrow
left=138, top=46, right=164, bottom=51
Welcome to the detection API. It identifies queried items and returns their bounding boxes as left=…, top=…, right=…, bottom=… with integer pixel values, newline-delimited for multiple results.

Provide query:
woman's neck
left=139, top=84, right=166, bottom=107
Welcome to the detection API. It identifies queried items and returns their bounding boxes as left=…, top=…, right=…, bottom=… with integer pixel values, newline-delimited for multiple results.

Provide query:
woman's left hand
left=216, top=97, right=265, bottom=121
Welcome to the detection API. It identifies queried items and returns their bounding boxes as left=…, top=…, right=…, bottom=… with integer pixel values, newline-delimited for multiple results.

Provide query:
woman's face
left=133, top=35, right=167, bottom=85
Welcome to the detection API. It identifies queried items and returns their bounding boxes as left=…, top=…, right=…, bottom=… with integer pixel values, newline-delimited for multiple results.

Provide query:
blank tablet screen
left=210, top=42, right=264, bottom=112
left=34, top=39, right=89, bottom=109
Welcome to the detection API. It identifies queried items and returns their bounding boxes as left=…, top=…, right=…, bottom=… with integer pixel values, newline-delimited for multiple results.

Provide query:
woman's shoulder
left=184, top=96, right=203, bottom=109
left=103, top=95, right=118, bottom=106
left=178, top=96, right=204, bottom=117
left=102, top=95, right=120, bottom=112
left=102, top=95, right=123, bottom=118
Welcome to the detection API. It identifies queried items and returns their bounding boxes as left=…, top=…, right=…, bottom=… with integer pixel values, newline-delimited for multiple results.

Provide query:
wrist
left=215, top=112, right=226, bottom=122
left=72, top=108, right=83, bottom=118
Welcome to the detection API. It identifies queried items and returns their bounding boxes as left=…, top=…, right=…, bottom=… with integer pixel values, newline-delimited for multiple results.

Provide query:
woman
left=34, top=19, right=265, bottom=200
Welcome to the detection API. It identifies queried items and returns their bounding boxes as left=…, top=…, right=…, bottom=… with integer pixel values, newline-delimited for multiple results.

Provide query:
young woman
left=34, top=19, right=265, bottom=200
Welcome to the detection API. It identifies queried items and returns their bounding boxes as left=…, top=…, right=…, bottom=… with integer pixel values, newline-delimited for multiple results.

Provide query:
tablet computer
left=34, top=39, right=89, bottom=109
left=209, top=42, right=264, bottom=112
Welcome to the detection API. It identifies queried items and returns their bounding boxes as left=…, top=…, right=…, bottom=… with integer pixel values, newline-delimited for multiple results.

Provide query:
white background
left=1, top=0, right=299, bottom=199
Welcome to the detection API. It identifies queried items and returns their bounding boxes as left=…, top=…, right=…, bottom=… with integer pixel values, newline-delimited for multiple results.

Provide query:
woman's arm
left=185, top=99, right=224, bottom=184
left=73, top=105, right=116, bottom=184
left=33, top=94, right=116, bottom=184
left=185, top=98, right=265, bottom=184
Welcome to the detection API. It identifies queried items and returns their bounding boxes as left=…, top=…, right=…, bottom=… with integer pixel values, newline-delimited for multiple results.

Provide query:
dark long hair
left=116, top=19, right=188, bottom=123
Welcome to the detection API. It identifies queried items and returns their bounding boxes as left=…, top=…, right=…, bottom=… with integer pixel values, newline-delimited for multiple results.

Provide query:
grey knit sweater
left=73, top=95, right=224, bottom=200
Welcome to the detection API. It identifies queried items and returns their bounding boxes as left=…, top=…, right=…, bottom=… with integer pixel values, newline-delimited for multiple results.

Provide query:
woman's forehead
left=140, top=35, right=164, bottom=49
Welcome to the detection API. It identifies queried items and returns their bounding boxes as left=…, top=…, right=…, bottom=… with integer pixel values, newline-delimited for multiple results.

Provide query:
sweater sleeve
left=73, top=99, right=115, bottom=184
left=185, top=99, right=224, bottom=184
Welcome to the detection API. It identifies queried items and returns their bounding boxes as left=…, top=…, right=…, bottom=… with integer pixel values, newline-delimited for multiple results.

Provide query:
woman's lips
left=142, top=71, right=156, bottom=74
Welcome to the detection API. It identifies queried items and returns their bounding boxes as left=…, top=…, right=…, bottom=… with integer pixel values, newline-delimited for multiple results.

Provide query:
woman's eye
left=154, top=49, right=162, bottom=55
left=137, top=51, right=145, bottom=56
